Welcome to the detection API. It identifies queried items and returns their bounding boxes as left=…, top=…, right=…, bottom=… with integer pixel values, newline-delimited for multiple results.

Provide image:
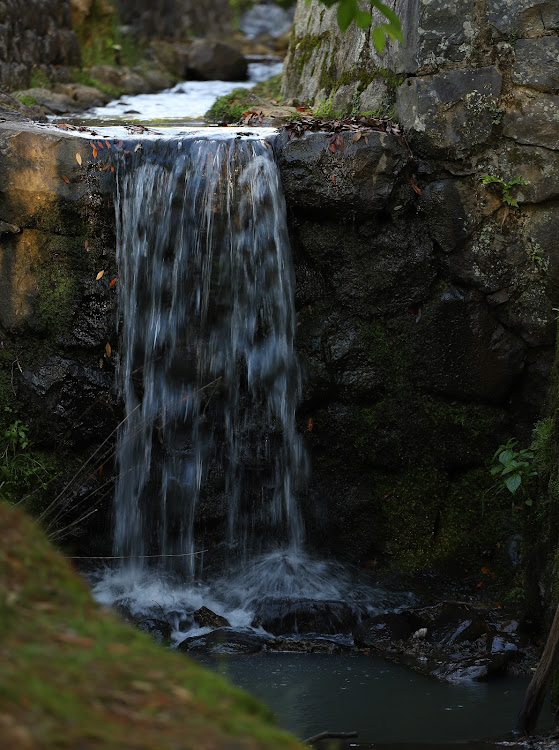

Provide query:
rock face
left=0, top=0, right=80, bottom=89
left=112, top=0, right=233, bottom=41
left=279, top=0, right=559, bottom=583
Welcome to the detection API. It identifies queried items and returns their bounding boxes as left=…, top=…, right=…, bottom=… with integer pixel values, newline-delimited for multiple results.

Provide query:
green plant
left=480, top=174, right=531, bottom=207
left=311, top=0, right=403, bottom=50
left=490, top=438, right=537, bottom=507
left=0, top=409, right=52, bottom=502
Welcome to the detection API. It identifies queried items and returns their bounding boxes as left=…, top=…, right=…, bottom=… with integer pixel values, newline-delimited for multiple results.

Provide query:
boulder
left=277, top=129, right=408, bottom=219
left=177, top=628, right=271, bottom=654
left=186, top=40, right=248, bottom=81
left=15, top=88, right=79, bottom=115
left=251, top=598, right=358, bottom=635
left=487, top=0, right=559, bottom=36
left=193, top=606, right=230, bottom=629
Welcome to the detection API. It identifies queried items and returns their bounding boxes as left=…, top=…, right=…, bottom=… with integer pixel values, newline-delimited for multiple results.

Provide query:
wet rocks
left=178, top=628, right=271, bottom=655
left=193, top=606, right=230, bottom=629
left=251, top=598, right=358, bottom=635
left=354, top=602, right=528, bottom=683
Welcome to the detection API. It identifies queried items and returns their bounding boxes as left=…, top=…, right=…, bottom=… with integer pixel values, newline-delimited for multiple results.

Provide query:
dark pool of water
left=199, top=652, right=550, bottom=744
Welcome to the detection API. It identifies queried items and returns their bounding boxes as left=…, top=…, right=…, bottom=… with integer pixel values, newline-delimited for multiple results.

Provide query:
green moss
left=29, top=66, right=50, bottom=89
left=293, top=32, right=330, bottom=75
left=0, top=504, right=303, bottom=749
left=204, top=75, right=284, bottom=123
left=14, top=93, right=38, bottom=107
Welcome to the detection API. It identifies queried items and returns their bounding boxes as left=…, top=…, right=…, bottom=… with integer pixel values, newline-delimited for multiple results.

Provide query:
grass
left=0, top=503, right=304, bottom=750
left=205, top=74, right=283, bottom=123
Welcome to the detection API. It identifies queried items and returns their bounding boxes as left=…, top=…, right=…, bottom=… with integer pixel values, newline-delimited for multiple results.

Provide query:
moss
left=205, top=75, right=284, bottom=123
left=0, top=503, right=304, bottom=749
left=14, top=93, right=38, bottom=107
left=293, top=32, right=330, bottom=75
left=29, top=66, right=50, bottom=89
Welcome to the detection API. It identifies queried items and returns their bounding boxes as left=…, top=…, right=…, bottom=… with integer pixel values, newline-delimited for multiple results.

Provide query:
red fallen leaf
left=105, top=140, right=112, bottom=148
left=102, top=165, right=111, bottom=171
left=329, top=141, right=336, bottom=153
left=84, top=239, right=89, bottom=250
left=307, top=417, right=314, bottom=432
left=105, top=342, right=112, bottom=358
left=109, top=277, right=117, bottom=287
left=332, top=175, right=336, bottom=185
left=481, top=566, right=490, bottom=574
left=411, top=175, right=422, bottom=195
left=296, top=106, right=308, bottom=112
left=110, top=166, right=115, bottom=173
left=92, top=146, right=98, bottom=158
left=476, top=581, right=483, bottom=588
left=57, top=123, right=68, bottom=129
left=96, top=140, right=105, bottom=149
left=61, top=175, right=70, bottom=184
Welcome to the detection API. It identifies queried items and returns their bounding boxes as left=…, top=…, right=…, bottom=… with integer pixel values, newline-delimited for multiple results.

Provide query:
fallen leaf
left=96, top=140, right=104, bottom=149
left=84, top=240, right=89, bottom=250
left=332, top=175, right=336, bottom=185
left=481, top=566, right=490, bottom=575
left=105, top=342, right=112, bottom=357
left=411, top=175, right=422, bottom=195
left=96, top=270, right=104, bottom=281
left=110, top=166, right=115, bottom=173
left=171, top=686, right=192, bottom=702
left=55, top=632, right=94, bottom=647
left=134, top=143, right=142, bottom=153
left=99, top=358, right=104, bottom=369
left=76, top=153, right=82, bottom=166
left=394, top=205, right=403, bottom=211
left=105, top=140, right=112, bottom=149
left=118, top=140, right=123, bottom=148
left=92, top=146, right=98, bottom=158
left=307, top=417, right=314, bottom=432
left=61, top=175, right=70, bottom=184
left=352, top=131, right=362, bottom=142
left=98, top=464, right=103, bottom=476
left=476, top=582, right=483, bottom=588
left=109, top=277, right=117, bottom=287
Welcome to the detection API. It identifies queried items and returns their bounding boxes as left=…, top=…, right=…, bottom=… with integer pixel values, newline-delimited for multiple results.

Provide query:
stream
left=63, top=64, right=552, bottom=747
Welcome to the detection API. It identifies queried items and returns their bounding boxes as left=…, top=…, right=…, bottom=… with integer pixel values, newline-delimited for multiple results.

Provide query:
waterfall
left=112, top=132, right=307, bottom=582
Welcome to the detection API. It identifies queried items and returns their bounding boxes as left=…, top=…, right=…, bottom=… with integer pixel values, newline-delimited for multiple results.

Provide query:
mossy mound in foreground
left=0, top=503, right=304, bottom=750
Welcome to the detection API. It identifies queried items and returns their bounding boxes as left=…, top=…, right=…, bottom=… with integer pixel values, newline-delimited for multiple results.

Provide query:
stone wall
left=280, top=0, right=559, bottom=593
left=0, top=0, right=80, bottom=88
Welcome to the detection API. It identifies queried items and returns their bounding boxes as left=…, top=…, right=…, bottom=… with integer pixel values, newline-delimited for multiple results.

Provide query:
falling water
left=112, top=132, right=306, bottom=582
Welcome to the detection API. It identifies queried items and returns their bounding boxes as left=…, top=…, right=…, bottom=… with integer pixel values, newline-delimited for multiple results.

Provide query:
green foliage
left=309, top=0, right=403, bottom=50
left=490, top=438, right=537, bottom=505
left=29, top=67, right=50, bottom=89
left=480, top=174, right=531, bottom=207
left=0, top=410, right=53, bottom=502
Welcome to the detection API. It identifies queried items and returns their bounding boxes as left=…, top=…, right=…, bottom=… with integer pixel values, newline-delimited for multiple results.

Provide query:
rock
left=277, top=129, right=409, bottom=219
left=358, top=80, right=388, bottom=114
left=177, top=628, right=271, bottom=654
left=137, top=617, right=172, bottom=642
left=15, top=88, right=80, bottom=115
left=503, top=92, right=559, bottom=150
left=512, top=37, right=559, bottom=92
left=420, top=178, right=501, bottom=253
left=187, top=40, right=248, bottom=81
left=193, top=606, right=230, bottom=629
left=354, top=611, right=423, bottom=648
left=484, top=143, right=559, bottom=204
left=251, top=598, right=358, bottom=635
left=395, top=67, right=502, bottom=156
left=88, top=65, right=123, bottom=89
left=56, top=83, right=110, bottom=108
left=414, top=0, right=477, bottom=71
left=0, top=220, right=20, bottom=233
left=268, top=636, right=350, bottom=654
left=487, top=0, right=559, bottom=36
left=120, top=71, right=149, bottom=95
